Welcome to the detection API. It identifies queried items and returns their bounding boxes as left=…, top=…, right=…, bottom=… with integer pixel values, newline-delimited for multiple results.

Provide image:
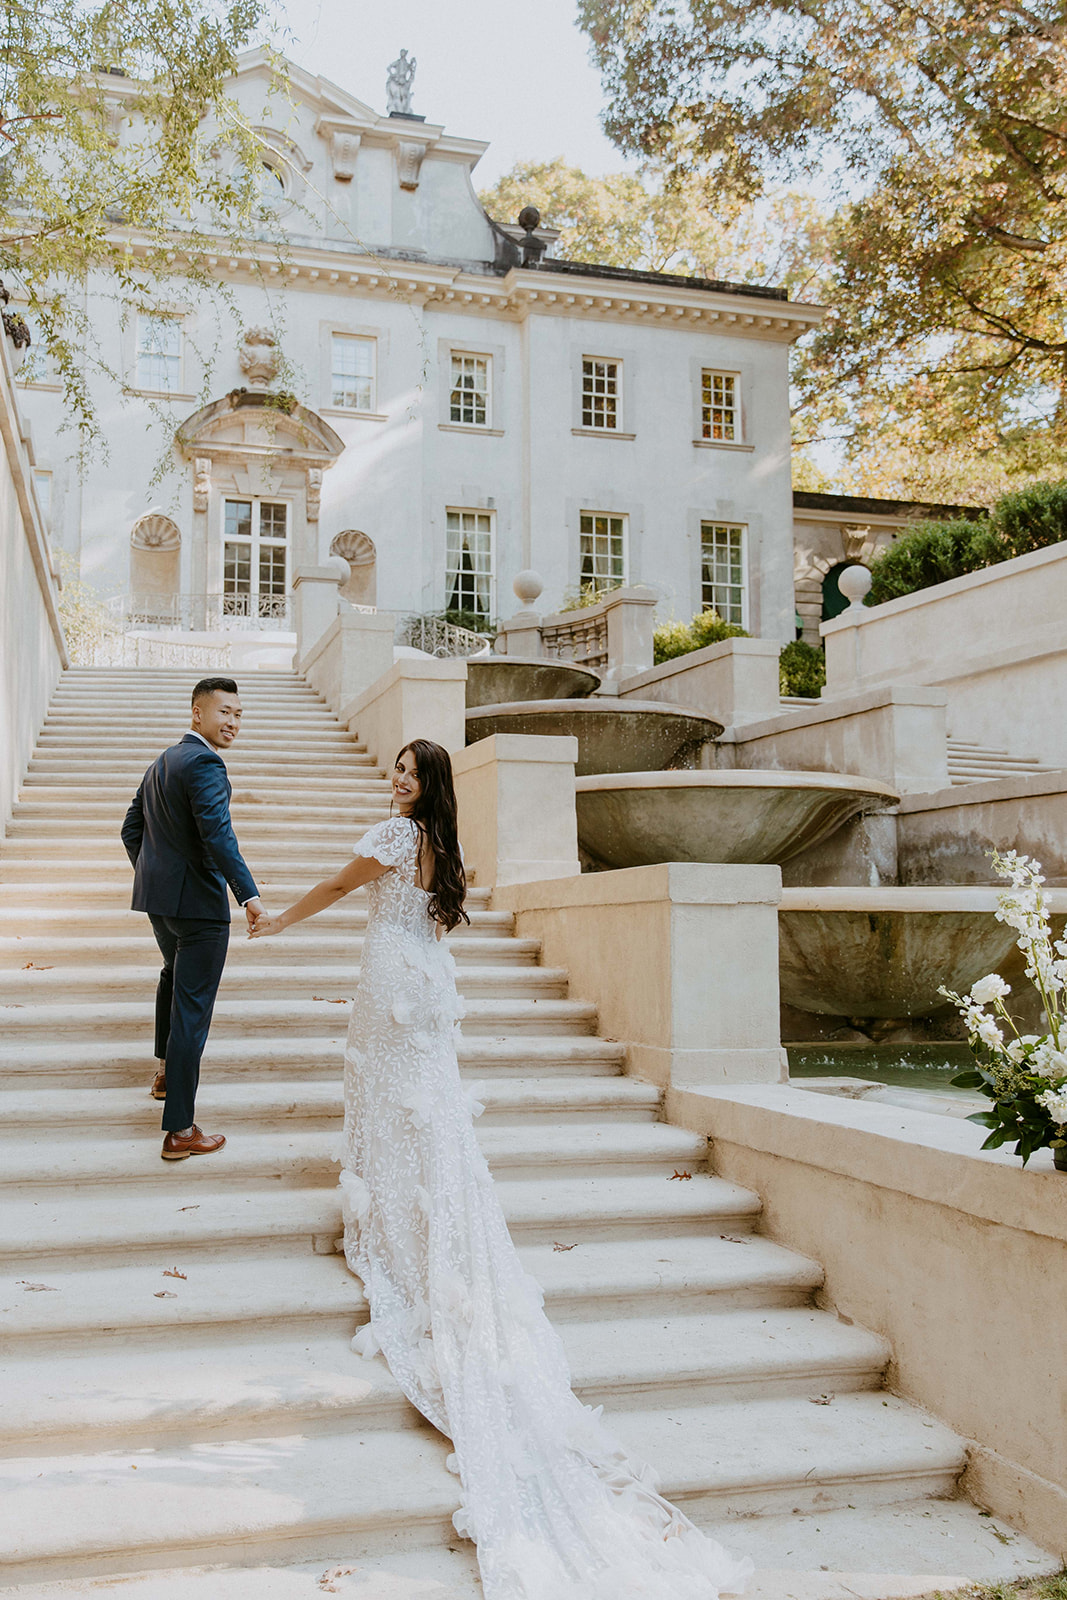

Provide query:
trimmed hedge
left=779, top=639, right=826, bottom=698
left=653, top=608, right=749, bottom=664
left=866, top=481, right=1067, bottom=605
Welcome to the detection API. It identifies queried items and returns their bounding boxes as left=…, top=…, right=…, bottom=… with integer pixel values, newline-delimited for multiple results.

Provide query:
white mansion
left=18, top=51, right=823, bottom=643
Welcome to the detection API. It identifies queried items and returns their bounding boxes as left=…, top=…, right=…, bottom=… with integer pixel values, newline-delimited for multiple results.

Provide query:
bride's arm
left=249, top=855, right=391, bottom=937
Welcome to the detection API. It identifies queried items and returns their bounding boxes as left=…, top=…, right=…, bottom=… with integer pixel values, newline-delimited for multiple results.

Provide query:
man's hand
left=244, top=897, right=267, bottom=934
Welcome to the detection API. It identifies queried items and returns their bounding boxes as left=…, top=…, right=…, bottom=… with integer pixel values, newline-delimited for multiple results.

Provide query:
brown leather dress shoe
left=150, top=1071, right=166, bottom=1101
left=161, top=1126, right=226, bottom=1161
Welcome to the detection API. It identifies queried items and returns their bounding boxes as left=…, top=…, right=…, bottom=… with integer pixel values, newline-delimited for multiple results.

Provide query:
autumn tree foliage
left=576, top=0, right=1067, bottom=501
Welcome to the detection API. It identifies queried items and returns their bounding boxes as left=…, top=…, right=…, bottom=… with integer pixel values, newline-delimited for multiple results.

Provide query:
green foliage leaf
left=652, top=609, right=748, bottom=664
left=779, top=640, right=826, bottom=698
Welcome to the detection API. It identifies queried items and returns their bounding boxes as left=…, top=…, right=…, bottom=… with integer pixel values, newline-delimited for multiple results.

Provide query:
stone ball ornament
left=512, top=569, right=544, bottom=607
left=518, top=205, right=542, bottom=233
left=839, top=564, right=873, bottom=612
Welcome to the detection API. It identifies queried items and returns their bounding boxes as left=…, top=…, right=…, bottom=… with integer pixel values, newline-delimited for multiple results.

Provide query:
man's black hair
left=191, top=676, right=239, bottom=707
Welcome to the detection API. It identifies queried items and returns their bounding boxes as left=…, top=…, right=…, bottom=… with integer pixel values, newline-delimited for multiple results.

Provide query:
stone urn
left=238, top=326, right=279, bottom=387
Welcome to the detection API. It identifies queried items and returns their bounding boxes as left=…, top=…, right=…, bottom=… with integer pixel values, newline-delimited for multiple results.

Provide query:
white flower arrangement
left=940, top=850, right=1067, bottom=1167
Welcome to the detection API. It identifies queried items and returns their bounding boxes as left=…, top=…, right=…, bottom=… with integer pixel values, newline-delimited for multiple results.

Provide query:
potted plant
left=940, top=850, right=1067, bottom=1168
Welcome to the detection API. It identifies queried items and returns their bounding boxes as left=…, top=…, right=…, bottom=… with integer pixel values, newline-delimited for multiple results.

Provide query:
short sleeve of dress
left=354, top=816, right=417, bottom=870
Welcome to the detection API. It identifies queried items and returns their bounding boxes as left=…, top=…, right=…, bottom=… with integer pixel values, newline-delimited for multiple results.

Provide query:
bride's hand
left=249, top=914, right=284, bottom=939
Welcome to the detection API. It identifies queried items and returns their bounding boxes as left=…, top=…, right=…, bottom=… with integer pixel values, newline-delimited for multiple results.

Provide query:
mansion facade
left=18, top=51, right=822, bottom=645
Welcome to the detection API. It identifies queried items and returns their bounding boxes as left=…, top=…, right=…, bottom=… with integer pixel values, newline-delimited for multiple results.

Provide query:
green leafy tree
left=1, top=0, right=279, bottom=434
left=578, top=0, right=1067, bottom=499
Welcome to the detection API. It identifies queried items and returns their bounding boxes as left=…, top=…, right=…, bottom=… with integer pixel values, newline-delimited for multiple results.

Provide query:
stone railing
left=75, top=632, right=233, bottom=670
left=396, top=613, right=493, bottom=659
left=107, top=593, right=292, bottom=632
left=541, top=610, right=608, bottom=670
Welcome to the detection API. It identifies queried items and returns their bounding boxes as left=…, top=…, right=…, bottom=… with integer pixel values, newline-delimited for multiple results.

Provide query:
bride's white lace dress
left=339, top=816, right=753, bottom=1600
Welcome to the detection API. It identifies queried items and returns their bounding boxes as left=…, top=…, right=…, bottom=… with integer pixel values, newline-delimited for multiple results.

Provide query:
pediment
left=176, top=392, right=345, bottom=468
left=233, top=49, right=383, bottom=132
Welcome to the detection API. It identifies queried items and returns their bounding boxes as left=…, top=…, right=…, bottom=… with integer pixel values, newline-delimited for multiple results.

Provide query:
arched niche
left=129, top=512, right=181, bottom=599
left=330, top=529, right=376, bottom=607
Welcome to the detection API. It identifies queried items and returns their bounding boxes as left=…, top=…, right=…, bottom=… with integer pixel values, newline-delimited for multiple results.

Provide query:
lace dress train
left=339, top=816, right=752, bottom=1600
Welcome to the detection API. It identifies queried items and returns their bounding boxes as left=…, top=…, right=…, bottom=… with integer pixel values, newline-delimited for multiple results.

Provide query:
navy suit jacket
left=121, top=733, right=258, bottom=920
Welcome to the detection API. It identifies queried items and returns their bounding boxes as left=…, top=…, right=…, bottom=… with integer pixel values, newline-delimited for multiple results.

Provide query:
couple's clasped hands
left=243, top=898, right=283, bottom=939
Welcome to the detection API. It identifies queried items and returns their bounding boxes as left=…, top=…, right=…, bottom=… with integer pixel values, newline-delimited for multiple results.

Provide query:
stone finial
left=513, top=569, right=544, bottom=608
left=238, top=326, right=279, bottom=387
left=386, top=48, right=416, bottom=115
left=839, top=563, right=873, bottom=614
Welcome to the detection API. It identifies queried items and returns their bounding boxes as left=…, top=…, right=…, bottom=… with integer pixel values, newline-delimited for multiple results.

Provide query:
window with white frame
left=701, top=370, right=738, bottom=442
left=223, top=498, right=289, bottom=619
left=445, top=509, right=494, bottom=618
left=579, top=511, right=627, bottom=586
left=700, top=522, right=747, bottom=625
left=581, top=357, right=620, bottom=430
left=136, top=314, right=182, bottom=392
left=449, top=353, right=490, bottom=426
left=330, top=334, right=375, bottom=411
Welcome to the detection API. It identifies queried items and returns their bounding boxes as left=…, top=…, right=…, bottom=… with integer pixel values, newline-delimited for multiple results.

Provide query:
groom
left=121, top=676, right=266, bottom=1161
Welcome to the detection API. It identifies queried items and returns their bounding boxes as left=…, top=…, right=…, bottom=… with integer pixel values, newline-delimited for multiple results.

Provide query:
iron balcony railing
left=108, top=592, right=293, bottom=632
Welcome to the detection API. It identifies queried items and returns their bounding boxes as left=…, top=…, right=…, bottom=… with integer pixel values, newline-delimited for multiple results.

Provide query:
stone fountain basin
left=576, top=769, right=899, bottom=870
left=466, top=699, right=724, bottom=776
left=465, top=656, right=601, bottom=709
left=778, top=886, right=1067, bottom=1017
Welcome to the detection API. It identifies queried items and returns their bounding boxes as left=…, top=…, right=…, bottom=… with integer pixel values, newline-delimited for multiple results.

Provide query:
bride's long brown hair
left=394, top=739, right=469, bottom=932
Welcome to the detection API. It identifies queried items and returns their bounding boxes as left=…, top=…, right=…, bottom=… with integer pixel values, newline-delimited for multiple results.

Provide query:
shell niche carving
left=330, top=530, right=376, bottom=567
left=238, top=326, right=279, bottom=387
left=130, top=513, right=182, bottom=550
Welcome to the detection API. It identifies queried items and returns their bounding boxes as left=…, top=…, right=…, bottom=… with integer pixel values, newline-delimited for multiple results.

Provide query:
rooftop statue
left=386, top=49, right=416, bottom=116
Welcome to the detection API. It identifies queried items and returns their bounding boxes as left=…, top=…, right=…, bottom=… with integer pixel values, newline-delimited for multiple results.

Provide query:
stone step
left=0, top=995, right=600, bottom=1040
left=0, top=1119, right=706, bottom=1191
left=19, top=773, right=387, bottom=795
left=36, top=729, right=361, bottom=749
left=43, top=710, right=344, bottom=728
left=0, top=1309, right=889, bottom=1458
left=0, top=1173, right=760, bottom=1270
left=0, top=1076, right=663, bottom=1135
left=26, top=752, right=381, bottom=774
left=0, top=1237, right=823, bottom=1357
left=0, top=1393, right=966, bottom=1583
left=12, top=798, right=391, bottom=823
left=0, top=933, right=541, bottom=970
left=1, top=1496, right=1055, bottom=1600
left=1, top=827, right=393, bottom=858
left=0, top=963, right=567, bottom=1003
left=0, top=1032, right=629, bottom=1089
left=0, top=899, right=505, bottom=929
left=0, top=960, right=566, bottom=998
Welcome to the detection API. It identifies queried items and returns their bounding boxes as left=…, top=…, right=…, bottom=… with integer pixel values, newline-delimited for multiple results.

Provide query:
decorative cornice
left=122, top=238, right=824, bottom=341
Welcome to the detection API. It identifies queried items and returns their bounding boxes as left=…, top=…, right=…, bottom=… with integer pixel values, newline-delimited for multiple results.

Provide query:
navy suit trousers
left=150, top=915, right=230, bottom=1132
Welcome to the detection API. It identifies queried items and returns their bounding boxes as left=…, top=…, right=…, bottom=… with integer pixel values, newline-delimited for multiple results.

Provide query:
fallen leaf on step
left=18, top=1281, right=57, bottom=1291
left=313, top=996, right=348, bottom=1004
left=719, top=1235, right=746, bottom=1244
left=318, top=1569, right=356, bottom=1593
left=552, top=1242, right=577, bottom=1252
left=163, top=1268, right=187, bottom=1280
left=809, top=1393, right=835, bottom=1405
left=154, top=1290, right=177, bottom=1298
left=669, top=1169, right=692, bottom=1181
left=177, top=1204, right=199, bottom=1212
left=22, top=962, right=53, bottom=970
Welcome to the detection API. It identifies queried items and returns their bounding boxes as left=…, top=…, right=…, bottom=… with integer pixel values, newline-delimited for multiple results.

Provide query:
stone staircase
left=946, top=739, right=1059, bottom=786
left=0, top=668, right=1053, bottom=1598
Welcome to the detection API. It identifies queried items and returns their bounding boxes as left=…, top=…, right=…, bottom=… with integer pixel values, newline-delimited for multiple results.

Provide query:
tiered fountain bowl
left=466, top=698, right=724, bottom=776
left=576, top=770, right=900, bottom=870
left=465, top=655, right=601, bottom=708
left=777, top=885, right=1067, bottom=1017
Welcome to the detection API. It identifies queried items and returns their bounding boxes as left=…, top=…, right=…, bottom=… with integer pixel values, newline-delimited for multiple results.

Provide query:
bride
left=251, top=738, right=752, bottom=1600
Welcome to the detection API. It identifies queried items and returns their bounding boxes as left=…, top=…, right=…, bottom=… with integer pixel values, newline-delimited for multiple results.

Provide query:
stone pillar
left=453, top=734, right=580, bottom=889
left=293, top=560, right=347, bottom=662
left=340, top=657, right=468, bottom=766
left=299, top=607, right=397, bottom=713
left=496, top=862, right=785, bottom=1088
left=601, top=585, right=657, bottom=689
